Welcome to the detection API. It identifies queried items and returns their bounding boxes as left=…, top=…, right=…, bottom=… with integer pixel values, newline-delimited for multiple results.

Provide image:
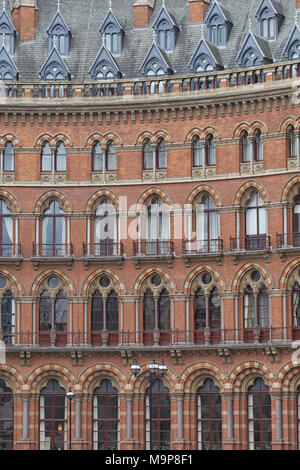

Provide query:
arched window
left=104, top=24, right=120, bottom=54
left=241, top=130, right=251, bottom=162
left=0, top=199, right=13, bottom=256
left=39, top=379, right=67, bottom=450
left=3, top=142, right=14, bottom=172
left=143, top=139, right=153, bottom=170
left=241, top=48, right=261, bottom=67
left=41, top=142, right=52, bottom=172
left=143, top=289, right=155, bottom=333
left=145, top=379, right=170, bottom=450
left=1, top=290, right=15, bottom=345
left=245, top=191, right=267, bottom=250
left=247, top=378, right=271, bottom=450
left=42, top=201, right=66, bottom=257
left=39, top=285, right=67, bottom=346
left=258, top=8, right=276, bottom=40
left=146, top=197, right=170, bottom=254
left=253, top=129, right=263, bottom=161
left=205, top=135, right=216, bottom=166
left=287, top=125, right=297, bottom=158
left=244, top=283, right=269, bottom=329
left=197, top=379, right=222, bottom=450
left=194, top=288, right=221, bottom=331
left=0, top=379, right=13, bottom=450
left=94, top=198, right=117, bottom=256
left=92, top=142, right=103, bottom=172
left=106, top=141, right=117, bottom=171
left=91, top=283, right=119, bottom=346
left=292, top=282, right=300, bottom=327
left=143, top=276, right=170, bottom=346
left=55, top=142, right=66, bottom=172
left=195, top=54, right=215, bottom=73
left=293, top=194, right=300, bottom=248
left=156, top=138, right=166, bottom=169
left=93, top=379, right=119, bottom=450
left=195, top=194, right=219, bottom=253
left=192, top=136, right=203, bottom=167
left=208, top=14, right=226, bottom=46
left=156, top=19, right=174, bottom=52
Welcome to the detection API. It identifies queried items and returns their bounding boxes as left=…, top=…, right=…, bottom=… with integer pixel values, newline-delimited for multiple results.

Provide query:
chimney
left=188, top=0, right=210, bottom=24
left=296, top=0, right=300, bottom=9
left=11, top=0, right=38, bottom=43
left=133, top=0, right=155, bottom=29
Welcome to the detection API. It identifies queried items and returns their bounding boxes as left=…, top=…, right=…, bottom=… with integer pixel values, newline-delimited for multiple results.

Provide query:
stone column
left=22, top=394, right=30, bottom=441
left=222, top=392, right=235, bottom=450
left=271, top=392, right=284, bottom=450
left=153, top=296, right=160, bottom=346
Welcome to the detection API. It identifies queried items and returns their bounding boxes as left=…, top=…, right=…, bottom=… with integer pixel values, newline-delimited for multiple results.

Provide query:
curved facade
left=0, top=0, right=300, bottom=451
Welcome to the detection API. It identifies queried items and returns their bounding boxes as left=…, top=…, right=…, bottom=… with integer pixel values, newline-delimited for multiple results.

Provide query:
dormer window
left=259, top=8, right=276, bottom=39
left=47, top=11, right=71, bottom=57
left=205, top=1, right=232, bottom=47
left=0, top=10, right=16, bottom=55
left=255, top=0, right=284, bottom=41
left=100, top=10, right=124, bottom=55
left=153, top=6, right=178, bottom=53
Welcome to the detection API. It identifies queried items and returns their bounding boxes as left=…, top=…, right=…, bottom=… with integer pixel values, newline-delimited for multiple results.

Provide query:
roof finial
left=57, top=0, right=61, bottom=11
left=2, top=0, right=5, bottom=11
left=53, top=34, right=57, bottom=48
left=295, top=10, right=299, bottom=26
left=200, top=22, right=204, bottom=40
left=248, top=17, right=252, bottom=33
left=109, top=0, right=112, bottom=9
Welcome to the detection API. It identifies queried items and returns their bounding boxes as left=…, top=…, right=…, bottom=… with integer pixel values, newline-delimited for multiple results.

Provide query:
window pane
left=42, top=143, right=52, bottom=172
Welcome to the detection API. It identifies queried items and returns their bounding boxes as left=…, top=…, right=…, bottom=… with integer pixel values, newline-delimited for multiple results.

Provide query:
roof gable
left=205, top=0, right=232, bottom=25
left=139, top=42, right=173, bottom=76
left=0, top=10, right=16, bottom=33
left=255, top=0, right=284, bottom=19
left=47, top=11, right=71, bottom=35
left=236, top=31, right=273, bottom=66
left=0, top=45, right=18, bottom=80
left=39, top=47, right=71, bottom=81
left=283, top=25, right=300, bottom=59
left=89, top=45, right=122, bottom=79
left=188, top=39, right=224, bottom=72
left=99, top=9, right=123, bottom=34
left=152, top=5, right=178, bottom=30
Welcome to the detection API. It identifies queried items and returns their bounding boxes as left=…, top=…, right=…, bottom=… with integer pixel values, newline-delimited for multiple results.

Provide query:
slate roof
left=1, top=0, right=299, bottom=81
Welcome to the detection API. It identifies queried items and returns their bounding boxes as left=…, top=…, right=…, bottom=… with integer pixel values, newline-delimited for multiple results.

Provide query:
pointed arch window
left=145, top=379, right=170, bottom=450
left=197, top=379, right=222, bottom=450
left=194, top=287, right=221, bottom=331
left=156, top=138, right=166, bottom=169
left=41, top=142, right=52, bottom=172
left=143, top=138, right=153, bottom=170
left=91, top=288, right=118, bottom=345
left=192, top=136, right=203, bottom=167
left=247, top=378, right=271, bottom=450
left=195, top=194, right=219, bottom=253
left=93, top=379, right=119, bottom=450
left=253, top=129, right=263, bottom=161
left=287, top=125, right=297, bottom=158
left=156, top=19, right=175, bottom=52
left=244, top=283, right=269, bottom=329
left=258, top=8, right=276, bottom=40
left=0, top=199, right=13, bottom=256
left=1, top=290, right=15, bottom=345
left=39, top=379, right=67, bottom=451
left=146, top=197, right=170, bottom=254
left=241, top=48, right=261, bottom=67
left=240, top=130, right=251, bottom=162
left=0, top=379, right=13, bottom=450
left=106, top=141, right=117, bottom=171
left=205, top=134, right=216, bottom=166
left=245, top=191, right=268, bottom=250
left=293, top=195, right=300, bottom=247
left=208, top=14, right=226, bottom=46
left=292, top=282, right=300, bottom=327
left=55, top=142, right=66, bottom=172
left=39, top=288, right=67, bottom=346
left=143, top=284, right=170, bottom=346
left=195, top=54, right=215, bottom=73
left=3, top=142, right=14, bottom=172
left=42, top=201, right=66, bottom=257
left=93, top=198, right=117, bottom=256
left=92, top=142, right=103, bottom=172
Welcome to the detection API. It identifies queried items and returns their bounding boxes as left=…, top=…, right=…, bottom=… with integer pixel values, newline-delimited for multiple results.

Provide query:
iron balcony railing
left=32, top=243, right=73, bottom=257
left=1, top=327, right=298, bottom=348
left=82, top=242, right=123, bottom=257
left=230, top=235, right=271, bottom=252
left=133, top=240, right=174, bottom=257
left=182, top=239, right=223, bottom=255
left=0, top=243, right=21, bottom=257
left=276, top=232, right=300, bottom=249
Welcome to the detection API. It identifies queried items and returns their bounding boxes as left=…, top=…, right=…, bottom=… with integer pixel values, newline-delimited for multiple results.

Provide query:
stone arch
left=0, top=189, right=21, bottom=214
left=81, top=267, right=126, bottom=297
left=153, top=129, right=172, bottom=145
left=228, top=361, right=275, bottom=392
left=232, top=180, right=270, bottom=206
left=35, top=132, right=72, bottom=149
left=136, top=187, right=173, bottom=209
left=180, top=362, right=227, bottom=393
left=278, top=362, right=300, bottom=392
left=281, top=175, right=300, bottom=203
left=27, top=364, right=77, bottom=394
left=202, top=126, right=221, bottom=140
left=85, top=188, right=119, bottom=213
left=0, top=365, right=23, bottom=393
left=279, top=116, right=299, bottom=133
left=30, top=268, right=75, bottom=297
left=250, top=120, right=268, bottom=136
left=0, top=268, right=24, bottom=298
left=185, top=127, right=202, bottom=144
left=186, top=183, right=222, bottom=207
left=84, top=132, right=106, bottom=148
left=232, top=122, right=251, bottom=139
left=183, top=265, right=226, bottom=294
left=135, top=131, right=154, bottom=146
left=279, top=259, right=300, bottom=290
left=132, top=266, right=177, bottom=296
left=128, top=362, right=177, bottom=394
left=78, top=364, right=127, bottom=394
left=231, top=261, right=273, bottom=292
left=33, top=189, right=73, bottom=215
left=0, top=133, right=21, bottom=148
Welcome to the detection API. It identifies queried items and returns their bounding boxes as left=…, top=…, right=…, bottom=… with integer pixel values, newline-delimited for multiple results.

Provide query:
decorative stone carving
left=91, top=172, right=104, bottom=183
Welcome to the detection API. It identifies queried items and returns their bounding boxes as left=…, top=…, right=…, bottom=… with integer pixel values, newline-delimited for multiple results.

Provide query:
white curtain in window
left=39, top=396, right=46, bottom=450
left=197, top=395, right=202, bottom=450
left=196, top=204, right=205, bottom=251
left=248, top=394, right=254, bottom=450
left=2, top=215, right=12, bottom=246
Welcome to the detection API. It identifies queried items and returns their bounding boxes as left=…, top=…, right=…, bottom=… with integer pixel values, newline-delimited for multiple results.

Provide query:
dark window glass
left=93, top=379, right=119, bottom=450
left=143, top=290, right=155, bottom=331
left=248, top=378, right=271, bottom=450
left=0, top=380, right=13, bottom=450
left=146, top=379, right=170, bottom=450
left=3, top=143, right=14, bottom=172
left=40, top=380, right=66, bottom=451
left=42, top=143, right=52, bottom=172
left=197, top=379, right=222, bottom=450
left=1, top=290, right=14, bottom=345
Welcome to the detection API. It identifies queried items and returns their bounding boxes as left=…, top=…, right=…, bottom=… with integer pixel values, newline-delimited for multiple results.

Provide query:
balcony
left=31, top=243, right=74, bottom=269
left=0, top=243, right=22, bottom=269
left=229, top=235, right=271, bottom=264
left=132, top=240, right=174, bottom=268
left=276, top=232, right=300, bottom=261
left=81, top=242, right=124, bottom=268
left=182, top=239, right=223, bottom=266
